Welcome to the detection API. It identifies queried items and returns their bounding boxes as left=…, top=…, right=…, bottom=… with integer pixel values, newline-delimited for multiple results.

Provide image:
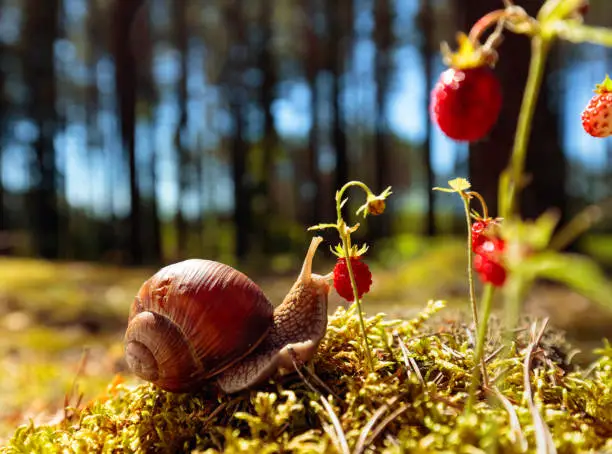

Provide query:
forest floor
left=0, top=238, right=611, bottom=442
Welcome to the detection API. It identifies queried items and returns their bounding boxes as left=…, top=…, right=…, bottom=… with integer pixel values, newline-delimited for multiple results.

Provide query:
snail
left=124, top=236, right=330, bottom=393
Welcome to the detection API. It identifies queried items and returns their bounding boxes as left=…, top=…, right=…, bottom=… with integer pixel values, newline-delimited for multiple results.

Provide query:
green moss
left=3, top=302, right=612, bottom=453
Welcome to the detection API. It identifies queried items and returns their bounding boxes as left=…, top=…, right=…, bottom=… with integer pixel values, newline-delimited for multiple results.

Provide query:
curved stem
left=462, top=194, right=479, bottom=329
left=501, top=36, right=551, bottom=219
left=336, top=181, right=372, bottom=221
left=467, top=191, right=489, bottom=220
left=334, top=180, right=375, bottom=371
left=468, top=9, right=508, bottom=43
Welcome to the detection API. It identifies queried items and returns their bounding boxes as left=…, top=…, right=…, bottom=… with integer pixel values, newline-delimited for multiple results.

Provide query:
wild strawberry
left=471, top=220, right=489, bottom=250
left=430, top=65, right=502, bottom=142
left=581, top=75, right=612, bottom=138
left=473, top=235, right=506, bottom=287
left=474, top=237, right=505, bottom=258
left=333, top=256, right=372, bottom=302
left=474, top=254, right=506, bottom=287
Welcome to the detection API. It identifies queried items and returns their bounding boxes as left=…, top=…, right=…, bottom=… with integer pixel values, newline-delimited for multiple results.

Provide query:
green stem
left=466, top=284, right=495, bottom=413
left=461, top=195, right=479, bottom=329
left=336, top=181, right=372, bottom=220
left=503, top=278, right=529, bottom=345
left=342, top=236, right=374, bottom=372
left=335, top=181, right=375, bottom=372
left=501, top=36, right=551, bottom=219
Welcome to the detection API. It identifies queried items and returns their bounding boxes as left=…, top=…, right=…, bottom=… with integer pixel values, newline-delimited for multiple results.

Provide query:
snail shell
left=125, top=259, right=274, bottom=393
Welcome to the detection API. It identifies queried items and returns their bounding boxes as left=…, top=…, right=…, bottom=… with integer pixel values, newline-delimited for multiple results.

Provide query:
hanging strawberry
left=331, top=244, right=372, bottom=302
left=581, top=74, right=612, bottom=138
left=430, top=33, right=503, bottom=142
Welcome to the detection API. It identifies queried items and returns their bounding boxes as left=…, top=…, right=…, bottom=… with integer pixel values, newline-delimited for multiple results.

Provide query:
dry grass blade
left=485, top=345, right=506, bottom=363
left=394, top=333, right=424, bottom=386
left=488, top=386, right=528, bottom=452
left=288, top=347, right=350, bottom=454
left=63, top=348, right=90, bottom=423
left=363, top=403, right=411, bottom=449
left=353, top=396, right=401, bottom=454
left=408, top=356, right=424, bottom=386
left=202, top=402, right=228, bottom=426
left=523, top=319, right=557, bottom=454
left=302, top=365, right=344, bottom=403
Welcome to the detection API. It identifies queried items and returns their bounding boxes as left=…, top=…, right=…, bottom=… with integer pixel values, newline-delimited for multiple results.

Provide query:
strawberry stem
left=499, top=36, right=551, bottom=219
left=308, top=180, right=391, bottom=372
left=461, top=193, right=479, bottom=330
left=467, top=191, right=489, bottom=220
left=341, top=235, right=374, bottom=372
left=466, top=283, right=495, bottom=413
left=467, top=9, right=508, bottom=43
left=335, top=182, right=375, bottom=372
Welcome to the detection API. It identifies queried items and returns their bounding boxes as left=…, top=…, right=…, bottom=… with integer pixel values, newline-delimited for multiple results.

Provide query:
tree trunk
left=372, top=0, right=393, bottom=239
left=419, top=0, right=436, bottom=235
left=258, top=4, right=278, bottom=254
left=0, top=43, right=6, bottom=242
left=173, top=0, right=189, bottom=258
left=137, top=3, right=161, bottom=264
left=24, top=0, right=60, bottom=259
left=305, top=4, right=321, bottom=227
left=113, top=0, right=144, bottom=264
left=328, top=0, right=349, bottom=191
left=224, top=4, right=251, bottom=261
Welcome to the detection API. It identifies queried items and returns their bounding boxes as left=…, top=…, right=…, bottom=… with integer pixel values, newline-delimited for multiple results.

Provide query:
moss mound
left=3, top=301, right=612, bottom=453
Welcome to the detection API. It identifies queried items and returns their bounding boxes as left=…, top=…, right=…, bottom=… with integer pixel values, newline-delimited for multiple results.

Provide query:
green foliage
left=4, top=302, right=612, bottom=453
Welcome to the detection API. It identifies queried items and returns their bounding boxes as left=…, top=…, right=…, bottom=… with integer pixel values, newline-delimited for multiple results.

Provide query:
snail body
left=124, top=237, right=330, bottom=393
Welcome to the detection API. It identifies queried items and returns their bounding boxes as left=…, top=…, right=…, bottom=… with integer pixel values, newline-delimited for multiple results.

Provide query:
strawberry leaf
left=433, top=177, right=471, bottom=193
left=517, top=252, right=612, bottom=311
left=307, top=223, right=338, bottom=232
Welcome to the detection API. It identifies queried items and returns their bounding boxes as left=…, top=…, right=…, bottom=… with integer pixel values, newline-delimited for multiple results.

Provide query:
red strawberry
left=471, top=220, right=489, bottom=250
left=581, top=75, right=612, bottom=138
left=333, top=256, right=372, bottom=302
left=474, top=237, right=505, bottom=258
left=474, top=254, right=506, bottom=287
left=430, top=65, right=502, bottom=142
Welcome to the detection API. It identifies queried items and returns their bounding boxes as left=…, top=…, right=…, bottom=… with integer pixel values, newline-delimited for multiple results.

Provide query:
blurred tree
left=328, top=0, right=351, bottom=191
left=372, top=0, right=394, bottom=238
left=173, top=0, right=190, bottom=258
left=24, top=0, right=60, bottom=259
left=136, top=1, right=161, bottom=264
left=113, top=0, right=145, bottom=264
left=303, top=0, right=323, bottom=227
left=256, top=0, right=279, bottom=254
left=0, top=39, right=6, bottom=243
left=86, top=0, right=103, bottom=259
left=222, top=1, right=252, bottom=261
left=418, top=0, right=437, bottom=235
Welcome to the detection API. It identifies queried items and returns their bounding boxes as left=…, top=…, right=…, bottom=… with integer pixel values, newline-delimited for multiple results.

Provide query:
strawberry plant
left=433, top=0, right=612, bottom=438
left=309, top=181, right=392, bottom=372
